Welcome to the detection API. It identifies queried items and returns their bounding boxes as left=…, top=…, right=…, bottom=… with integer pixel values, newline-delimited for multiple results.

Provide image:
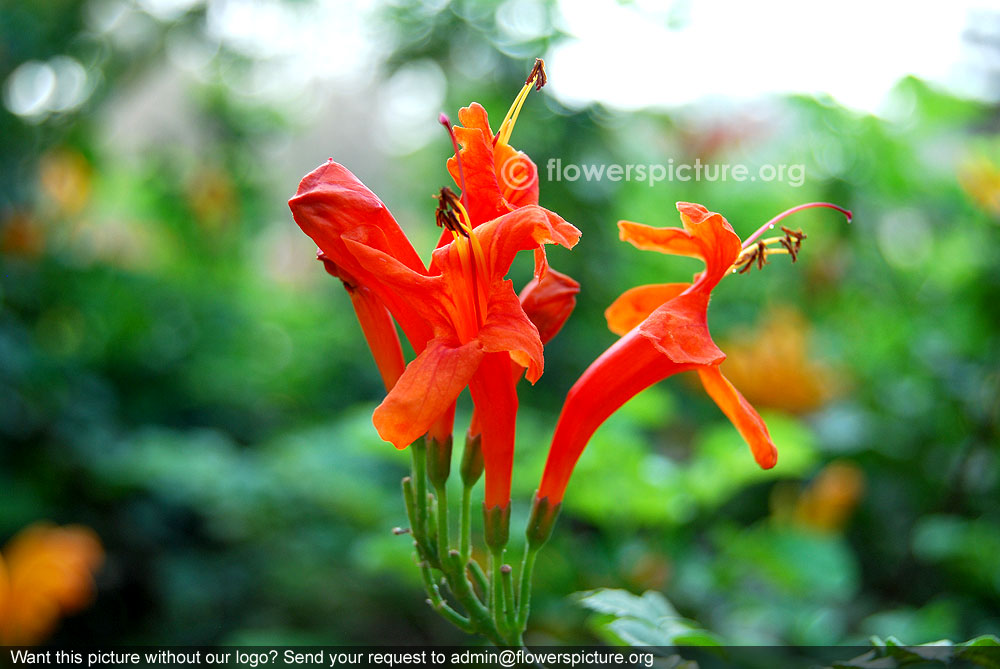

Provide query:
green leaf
left=575, top=588, right=723, bottom=648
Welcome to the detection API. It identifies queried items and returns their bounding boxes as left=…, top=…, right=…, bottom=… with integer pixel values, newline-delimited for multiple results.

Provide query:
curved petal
left=618, top=220, right=705, bottom=260
left=494, top=143, right=539, bottom=208
left=346, top=283, right=406, bottom=392
left=638, top=290, right=726, bottom=365
left=289, top=160, right=425, bottom=275
left=696, top=365, right=778, bottom=469
left=373, top=337, right=483, bottom=449
left=290, top=161, right=433, bottom=349
left=676, top=202, right=743, bottom=285
left=605, top=282, right=690, bottom=336
left=618, top=203, right=742, bottom=289
left=478, top=279, right=544, bottom=382
left=519, top=267, right=580, bottom=345
left=429, top=205, right=580, bottom=286
left=446, top=104, right=513, bottom=227
left=342, top=237, right=452, bottom=339
left=319, top=251, right=405, bottom=391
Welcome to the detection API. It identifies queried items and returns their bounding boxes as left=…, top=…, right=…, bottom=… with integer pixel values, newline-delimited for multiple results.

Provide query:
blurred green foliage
left=1, top=0, right=999, bottom=647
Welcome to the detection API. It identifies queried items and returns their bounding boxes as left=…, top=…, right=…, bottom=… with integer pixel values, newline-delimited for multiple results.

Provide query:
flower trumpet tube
left=535, top=201, right=852, bottom=524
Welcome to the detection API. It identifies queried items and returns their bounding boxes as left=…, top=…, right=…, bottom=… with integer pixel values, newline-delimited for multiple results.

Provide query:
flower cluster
left=288, top=59, right=851, bottom=645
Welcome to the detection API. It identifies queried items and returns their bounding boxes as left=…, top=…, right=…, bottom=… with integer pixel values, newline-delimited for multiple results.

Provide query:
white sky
left=548, top=0, right=999, bottom=112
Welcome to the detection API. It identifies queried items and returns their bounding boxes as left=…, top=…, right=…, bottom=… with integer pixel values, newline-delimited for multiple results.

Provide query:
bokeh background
left=2, top=0, right=999, bottom=647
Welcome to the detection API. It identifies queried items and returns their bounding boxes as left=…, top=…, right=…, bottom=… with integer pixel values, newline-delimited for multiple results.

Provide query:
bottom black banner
left=3, top=645, right=998, bottom=669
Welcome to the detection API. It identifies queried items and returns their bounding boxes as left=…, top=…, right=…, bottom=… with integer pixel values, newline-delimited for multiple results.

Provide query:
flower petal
left=618, top=220, right=705, bottom=259
left=605, top=282, right=690, bottom=336
left=494, top=143, right=539, bottom=209
left=347, top=283, right=406, bottom=392
left=290, top=161, right=433, bottom=349
left=675, top=202, right=743, bottom=284
left=618, top=203, right=743, bottom=288
left=638, top=290, right=726, bottom=365
left=290, top=160, right=425, bottom=276
left=696, top=365, right=778, bottom=469
left=519, top=267, right=580, bottom=345
left=373, top=337, right=483, bottom=449
left=479, top=279, right=545, bottom=382
left=318, top=251, right=405, bottom=391
left=342, top=237, right=453, bottom=337
left=446, top=103, right=513, bottom=227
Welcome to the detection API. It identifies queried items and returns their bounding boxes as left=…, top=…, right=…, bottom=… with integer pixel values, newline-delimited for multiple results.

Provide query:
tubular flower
left=290, top=164, right=579, bottom=511
left=442, top=60, right=581, bottom=440
left=365, top=188, right=579, bottom=510
left=537, top=201, right=851, bottom=506
left=289, top=161, right=458, bottom=441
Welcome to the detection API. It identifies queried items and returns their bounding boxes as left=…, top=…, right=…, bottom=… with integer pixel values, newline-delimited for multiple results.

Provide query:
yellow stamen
left=730, top=231, right=802, bottom=274
left=495, top=59, right=546, bottom=148
left=435, top=187, right=489, bottom=331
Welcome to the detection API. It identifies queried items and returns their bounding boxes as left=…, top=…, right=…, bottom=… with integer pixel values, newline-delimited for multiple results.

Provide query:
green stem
left=490, top=549, right=506, bottom=638
left=419, top=561, right=471, bottom=632
left=410, top=440, right=431, bottom=561
left=517, top=546, right=539, bottom=628
left=468, top=558, right=489, bottom=599
left=434, top=481, right=450, bottom=563
left=501, top=564, right=516, bottom=633
left=443, top=550, right=504, bottom=645
left=460, top=483, right=473, bottom=563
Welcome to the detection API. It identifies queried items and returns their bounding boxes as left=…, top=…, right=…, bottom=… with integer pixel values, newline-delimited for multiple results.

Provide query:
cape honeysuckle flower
left=291, top=59, right=580, bottom=520
left=290, top=165, right=580, bottom=513
left=290, top=162, right=457, bottom=442
left=534, top=201, right=851, bottom=513
left=0, top=523, right=103, bottom=645
left=369, top=188, right=579, bottom=514
left=440, top=60, right=580, bottom=445
left=442, top=59, right=547, bottom=234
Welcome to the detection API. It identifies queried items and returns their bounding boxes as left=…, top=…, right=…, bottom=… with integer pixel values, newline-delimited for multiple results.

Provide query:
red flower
left=441, top=61, right=580, bottom=437
left=290, top=164, right=579, bottom=511
left=289, top=161, right=457, bottom=439
left=536, top=201, right=850, bottom=505
left=290, top=60, right=581, bottom=511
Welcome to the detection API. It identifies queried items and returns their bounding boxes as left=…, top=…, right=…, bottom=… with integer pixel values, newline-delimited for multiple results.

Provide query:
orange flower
left=536, top=201, right=851, bottom=506
left=442, top=59, right=546, bottom=233
left=0, top=523, right=103, bottom=645
left=441, top=61, right=580, bottom=440
left=290, top=61, right=580, bottom=511
left=361, top=190, right=579, bottom=510
left=719, top=307, right=844, bottom=414
left=290, top=170, right=579, bottom=514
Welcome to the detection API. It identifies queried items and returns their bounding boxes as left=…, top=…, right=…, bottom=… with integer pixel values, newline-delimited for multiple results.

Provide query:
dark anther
left=435, top=187, right=468, bottom=237
left=756, top=240, right=768, bottom=270
left=779, top=236, right=798, bottom=262
left=527, top=58, right=547, bottom=90
left=779, top=225, right=806, bottom=261
left=736, top=247, right=759, bottom=274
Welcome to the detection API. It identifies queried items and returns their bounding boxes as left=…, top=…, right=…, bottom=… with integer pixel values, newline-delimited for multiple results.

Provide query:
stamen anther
left=526, top=58, right=547, bottom=90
